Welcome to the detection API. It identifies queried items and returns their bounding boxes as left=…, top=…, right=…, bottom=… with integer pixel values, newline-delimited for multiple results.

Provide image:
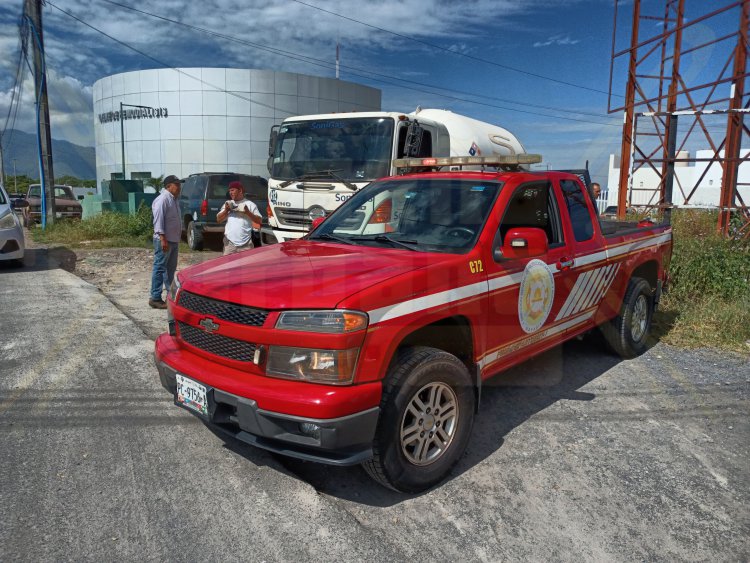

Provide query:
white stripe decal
left=368, top=279, right=489, bottom=325
left=571, top=268, right=603, bottom=315
left=574, top=265, right=609, bottom=315
left=595, top=263, right=621, bottom=304
left=367, top=231, right=671, bottom=326
left=582, top=264, right=614, bottom=313
left=557, top=270, right=592, bottom=320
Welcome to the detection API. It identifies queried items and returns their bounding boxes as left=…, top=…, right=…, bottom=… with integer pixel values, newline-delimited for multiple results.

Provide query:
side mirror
left=12, top=199, right=29, bottom=209
left=311, top=216, right=326, bottom=231
left=77, top=195, right=85, bottom=200
left=268, top=125, right=279, bottom=157
left=497, top=227, right=548, bottom=260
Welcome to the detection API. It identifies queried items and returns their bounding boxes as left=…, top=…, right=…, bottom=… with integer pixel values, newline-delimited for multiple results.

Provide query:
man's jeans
left=150, top=239, right=178, bottom=301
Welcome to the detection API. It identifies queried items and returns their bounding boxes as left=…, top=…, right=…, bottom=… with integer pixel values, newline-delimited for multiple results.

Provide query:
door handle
left=557, top=258, right=575, bottom=271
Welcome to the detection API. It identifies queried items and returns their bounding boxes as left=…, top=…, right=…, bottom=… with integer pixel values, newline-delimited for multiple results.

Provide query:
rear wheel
left=187, top=220, right=203, bottom=250
left=363, top=346, right=475, bottom=493
left=601, top=276, right=654, bottom=358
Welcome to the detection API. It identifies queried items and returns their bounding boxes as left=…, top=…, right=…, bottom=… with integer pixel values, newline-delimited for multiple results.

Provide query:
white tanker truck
left=264, top=107, right=529, bottom=243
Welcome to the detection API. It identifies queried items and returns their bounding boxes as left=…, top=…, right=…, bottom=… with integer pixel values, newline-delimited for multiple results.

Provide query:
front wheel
left=363, top=347, right=475, bottom=493
left=601, top=276, right=654, bottom=358
left=187, top=220, right=203, bottom=250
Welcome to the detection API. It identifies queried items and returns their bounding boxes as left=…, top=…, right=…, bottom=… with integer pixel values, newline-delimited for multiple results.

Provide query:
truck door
left=552, top=177, right=614, bottom=332
left=480, top=180, right=576, bottom=376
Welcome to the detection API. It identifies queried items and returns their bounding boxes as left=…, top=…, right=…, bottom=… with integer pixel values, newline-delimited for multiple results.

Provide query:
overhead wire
left=76, top=0, right=619, bottom=128
left=1, top=10, right=29, bottom=152
left=289, top=0, right=619, bottom=98
left=99, top=0, right=616, bottom=122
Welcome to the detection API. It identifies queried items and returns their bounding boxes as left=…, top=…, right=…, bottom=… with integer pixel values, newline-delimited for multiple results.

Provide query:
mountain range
left=1, top=129, right=95, bottom=180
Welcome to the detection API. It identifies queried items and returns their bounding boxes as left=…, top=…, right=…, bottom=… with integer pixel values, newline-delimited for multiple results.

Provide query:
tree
left=146, top=175, right=164, bottom=192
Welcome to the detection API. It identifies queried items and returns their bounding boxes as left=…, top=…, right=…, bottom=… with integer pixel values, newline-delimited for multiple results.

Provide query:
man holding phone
left=217, top=180, right=263, bottom=255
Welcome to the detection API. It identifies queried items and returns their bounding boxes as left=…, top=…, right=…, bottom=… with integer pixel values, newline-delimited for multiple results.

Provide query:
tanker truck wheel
left=363, top=346, right=475, bottom=493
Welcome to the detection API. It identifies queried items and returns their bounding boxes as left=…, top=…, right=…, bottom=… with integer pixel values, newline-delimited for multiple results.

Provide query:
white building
left=607, top=149, right=750, bottom=209
left=93, top=68, right=381, bottom=187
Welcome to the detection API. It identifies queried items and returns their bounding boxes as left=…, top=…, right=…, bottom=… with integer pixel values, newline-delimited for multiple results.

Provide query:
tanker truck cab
left=265, top=109, right=526, bottom=243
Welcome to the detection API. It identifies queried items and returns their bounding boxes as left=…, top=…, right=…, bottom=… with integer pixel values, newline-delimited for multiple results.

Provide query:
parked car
left=179, top=172, right=268, bottom=250
left=0, top=184, right=27, bottom=265
left=22, top=184, right=83, bottom=227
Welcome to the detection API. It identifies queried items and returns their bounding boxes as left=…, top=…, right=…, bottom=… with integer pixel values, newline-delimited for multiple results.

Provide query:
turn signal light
left=368, top=198, right=392, bottom=224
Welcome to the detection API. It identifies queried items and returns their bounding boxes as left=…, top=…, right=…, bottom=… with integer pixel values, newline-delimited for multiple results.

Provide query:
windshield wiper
left=312, top=232, right=354, bottom=245
left=351, top=234, right=421, bottom=251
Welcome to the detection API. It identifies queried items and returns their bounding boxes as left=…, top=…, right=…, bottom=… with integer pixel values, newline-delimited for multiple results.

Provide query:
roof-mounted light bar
left=393, top=154, right=543, bottom=170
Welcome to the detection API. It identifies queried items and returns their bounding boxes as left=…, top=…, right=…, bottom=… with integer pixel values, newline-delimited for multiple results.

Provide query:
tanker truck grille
left=178, top=322, right=257, bottom=362
left=274, top=207, right=318, bottom=228
left=177, top=291, right=268, bottom=326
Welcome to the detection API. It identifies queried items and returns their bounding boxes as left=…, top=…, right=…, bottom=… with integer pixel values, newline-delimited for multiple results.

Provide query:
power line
left=290, top=0, right=618, bottom=98
left=100, top=0, right=613, bottom=121
left=92, top=0, right=619, bottom=128
left=1, top=8, right=29, bottom=151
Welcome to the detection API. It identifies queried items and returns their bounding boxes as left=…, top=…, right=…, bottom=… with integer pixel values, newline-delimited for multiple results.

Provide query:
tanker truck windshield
left=271, top=117, right=395, bottom=181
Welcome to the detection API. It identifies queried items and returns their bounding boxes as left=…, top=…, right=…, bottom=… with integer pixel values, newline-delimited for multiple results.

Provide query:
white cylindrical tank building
left=93, top=68, right=381, bottom=186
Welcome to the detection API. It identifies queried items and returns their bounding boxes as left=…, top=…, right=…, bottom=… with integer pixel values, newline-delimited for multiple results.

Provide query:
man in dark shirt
left=149, top=175, right=183, bottom=309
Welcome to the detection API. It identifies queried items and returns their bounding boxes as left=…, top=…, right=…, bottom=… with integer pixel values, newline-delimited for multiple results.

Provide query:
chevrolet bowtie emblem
left=198, top=318, right=220, bottom=333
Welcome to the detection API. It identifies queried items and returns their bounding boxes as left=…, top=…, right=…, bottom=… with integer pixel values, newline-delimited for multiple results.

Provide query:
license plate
left=175, top=374, right=208, bottom=416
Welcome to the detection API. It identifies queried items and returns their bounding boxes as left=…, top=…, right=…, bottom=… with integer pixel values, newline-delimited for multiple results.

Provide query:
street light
left=120, top=102, right=155, bottom=180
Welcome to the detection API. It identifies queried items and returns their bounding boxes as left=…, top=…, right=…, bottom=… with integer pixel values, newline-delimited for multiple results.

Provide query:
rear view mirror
left=77, top=195, right=85, bottom=200
left=268, top=125, right=279, bottom=157
left=12, top=199, right=29, bottom=209
left=498, top=227, right=548, bottom=260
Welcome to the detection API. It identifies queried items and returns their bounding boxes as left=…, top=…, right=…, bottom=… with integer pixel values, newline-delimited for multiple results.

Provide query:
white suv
left=0, top=184, right=26, bottom=265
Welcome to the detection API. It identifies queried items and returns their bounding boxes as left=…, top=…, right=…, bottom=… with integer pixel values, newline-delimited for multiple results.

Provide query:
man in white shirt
left=216, top=180, right=263, bottom=255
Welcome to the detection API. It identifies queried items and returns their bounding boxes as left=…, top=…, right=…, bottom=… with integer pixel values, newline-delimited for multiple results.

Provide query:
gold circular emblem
left=518, top=259, right=554, bottom=333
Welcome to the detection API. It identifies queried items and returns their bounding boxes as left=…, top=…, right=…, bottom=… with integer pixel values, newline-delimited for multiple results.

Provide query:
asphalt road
left=0, top=250, right=748, bottom=561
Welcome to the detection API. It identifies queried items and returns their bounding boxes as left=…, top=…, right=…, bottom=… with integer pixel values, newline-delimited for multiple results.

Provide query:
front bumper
left=155, top=359, right=379, bottom=465
left=0, top=226, right=25, bottom=260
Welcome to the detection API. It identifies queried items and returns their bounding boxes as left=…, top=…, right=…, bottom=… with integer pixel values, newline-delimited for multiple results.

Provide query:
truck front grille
left=178, top=291, right=268, bottom=326
left=274, top=207, right=313, bottom=228
left=178, top=322, right=257, bottom=362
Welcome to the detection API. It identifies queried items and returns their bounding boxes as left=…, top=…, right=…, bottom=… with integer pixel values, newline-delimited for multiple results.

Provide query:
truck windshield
left=271, top=117, right=395, bottom=181
left=310, top=178, right=502, bottom=254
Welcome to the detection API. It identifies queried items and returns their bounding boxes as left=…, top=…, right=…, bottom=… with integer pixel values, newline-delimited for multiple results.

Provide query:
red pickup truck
left=154, top=156, right=672, bottom=492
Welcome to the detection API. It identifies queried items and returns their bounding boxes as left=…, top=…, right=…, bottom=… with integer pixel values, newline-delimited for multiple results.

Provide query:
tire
left=601, top=276, right=654, bottom=358
left=187, top=220, right=203, bottom=250
left=363, top=346, right=475, bottom=493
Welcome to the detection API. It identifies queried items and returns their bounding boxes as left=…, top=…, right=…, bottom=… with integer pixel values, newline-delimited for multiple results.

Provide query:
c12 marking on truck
left=469, top=259, right=484, bottom=274
left=518, top=259, right=555, bottom=333
left=555, top=263, right=621, bottom=321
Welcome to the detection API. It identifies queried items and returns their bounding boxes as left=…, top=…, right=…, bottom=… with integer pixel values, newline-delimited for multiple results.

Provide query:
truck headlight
left=275, top=310, right=368, bottom=333
left=267, top=346, right=359, bottom=385
left=168, top=273, right=182, bottom=302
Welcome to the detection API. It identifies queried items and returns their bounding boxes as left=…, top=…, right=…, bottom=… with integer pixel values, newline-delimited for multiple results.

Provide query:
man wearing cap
left=149, top=174, right=183, bottom=309
left=217, top=180, right=263, bottom=255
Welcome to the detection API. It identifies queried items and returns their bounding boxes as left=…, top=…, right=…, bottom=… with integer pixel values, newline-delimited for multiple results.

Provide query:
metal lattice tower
left=609, top=0, right=749, bottom=237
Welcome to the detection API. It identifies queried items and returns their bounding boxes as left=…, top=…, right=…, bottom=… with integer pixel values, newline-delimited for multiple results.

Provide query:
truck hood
left=180, top=241, right=438, bottom=310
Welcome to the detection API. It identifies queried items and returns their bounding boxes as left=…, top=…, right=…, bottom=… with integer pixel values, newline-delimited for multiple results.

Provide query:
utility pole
left=0, top=139, right=6, bottom=189
left=12, top=159, right=18, bottom=192
left=25, top=0, right=55, bottom=227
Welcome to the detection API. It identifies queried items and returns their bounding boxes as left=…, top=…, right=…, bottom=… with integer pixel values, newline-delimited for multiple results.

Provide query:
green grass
left=654, top=209, right=750, bottom=353
left=30, top=205, right=154, bottom=248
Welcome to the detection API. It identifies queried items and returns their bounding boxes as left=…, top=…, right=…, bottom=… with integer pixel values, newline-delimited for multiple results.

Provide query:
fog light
left=299, top=422, right=321, bottom=439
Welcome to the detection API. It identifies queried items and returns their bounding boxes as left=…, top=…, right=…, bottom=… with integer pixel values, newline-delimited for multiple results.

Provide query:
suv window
left=181, top=177, right=203, bottom=200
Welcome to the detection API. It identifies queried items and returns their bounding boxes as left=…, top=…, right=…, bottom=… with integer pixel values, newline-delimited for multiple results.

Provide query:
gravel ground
left=12, top=234, right=749, bottom=561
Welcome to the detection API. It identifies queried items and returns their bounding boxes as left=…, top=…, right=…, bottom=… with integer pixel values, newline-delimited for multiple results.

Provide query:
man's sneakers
left=148, top=298, right=168, bottom=309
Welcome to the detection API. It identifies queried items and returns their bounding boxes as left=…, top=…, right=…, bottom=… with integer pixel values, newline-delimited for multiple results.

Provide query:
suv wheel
left=187, top=220, right=204, bottom=250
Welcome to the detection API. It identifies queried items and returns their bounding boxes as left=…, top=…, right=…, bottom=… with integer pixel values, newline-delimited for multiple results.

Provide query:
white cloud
left=533, top=34, right=581, bottom=48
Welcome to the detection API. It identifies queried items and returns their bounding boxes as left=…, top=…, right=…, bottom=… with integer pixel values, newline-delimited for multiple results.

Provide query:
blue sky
left=0, top=0, right=739, bottom=185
